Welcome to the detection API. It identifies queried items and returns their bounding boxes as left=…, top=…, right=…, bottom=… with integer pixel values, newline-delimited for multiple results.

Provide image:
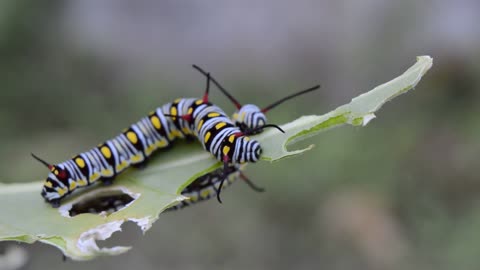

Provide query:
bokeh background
left=1, top=1, right=479, bottom=270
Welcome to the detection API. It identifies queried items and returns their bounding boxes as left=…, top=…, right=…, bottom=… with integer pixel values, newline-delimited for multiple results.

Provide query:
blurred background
left=0, top=1, right=479, bottom=269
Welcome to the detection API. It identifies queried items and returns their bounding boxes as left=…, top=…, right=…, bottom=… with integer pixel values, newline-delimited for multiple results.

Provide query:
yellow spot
left=54, top=170, right=59, bottom=175
left=116, top=160, right=128, bottom=172
left=101, top=146, right=112, bottom=159
left=69, top=181, right=77, bottom=190
left=187, top=107, right=193, bottom=114
left=182, top=127, right=191, bottom=134
left=50, top=166, right=55, bottom=172
left=240, top=112, right=246, bottom=121
left=208, top=112, right=220, bottom=118
left=116, top=160, right=128, bottom=171
left=215, top=122, right=226, bottom=129
left=127, top=131, right=138, bottom=144
left=75, top=157, right=85, bottom=168
left=174, top=98, right=181, bottom=103
left=77, top=179, right=87, bottom=186
left=232, top=113, right=239, bottom=120
left=170, top=129, right=182, bottom=138
left=204, top=132, right=211, bottom=143
left=223, top=145, right=231, bottom=156
left=170, top=107, right=177, bottom=116
left=197, top=119, right=204, bottom=131
left=90, top=173, right=100, bottom=182
left=151, top=116, right=161, bottom=129
left=228, top=135, right=235, bottom=143
left=156, top=140, right=168, bottom=148
left=145, top=144, right=156, bottom=156
left=101, top=169, right=114, bottom=177
left=195, top=99, right=203, bottom=105
left=200, top=189, right=211, bottom=198
left=131, top=154, right=143, bottom=163
left=244, top=137, right=250, bottom=141
left=44, top=181, right=52, bottom=188
left=57, top=187, right=67, bottom=196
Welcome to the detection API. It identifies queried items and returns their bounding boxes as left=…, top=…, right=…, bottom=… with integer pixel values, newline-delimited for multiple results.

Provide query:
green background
left=0, top=1, right=479, bottom=270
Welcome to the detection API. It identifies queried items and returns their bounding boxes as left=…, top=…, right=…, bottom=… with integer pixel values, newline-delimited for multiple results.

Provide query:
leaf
left=0, top=56, right=432, bottom=260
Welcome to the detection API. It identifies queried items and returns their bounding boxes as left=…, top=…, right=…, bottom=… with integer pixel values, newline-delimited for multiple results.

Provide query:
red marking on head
left=47, top=165, right=54, bottom=171
left=261, top=108, right=269, bottom=113
left=58, top=170, right=67, bottom=179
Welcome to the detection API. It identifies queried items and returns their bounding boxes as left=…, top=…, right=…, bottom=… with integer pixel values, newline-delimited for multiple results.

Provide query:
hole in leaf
left=68, top=189, right=135, bottom=217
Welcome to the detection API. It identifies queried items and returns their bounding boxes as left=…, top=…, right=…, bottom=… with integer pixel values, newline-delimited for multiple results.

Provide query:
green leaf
left=0, top=56, right=432, bottom=260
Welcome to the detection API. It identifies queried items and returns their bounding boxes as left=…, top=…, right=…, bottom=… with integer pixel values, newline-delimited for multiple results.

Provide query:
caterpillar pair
left=33, top=65, right=319, bottom=208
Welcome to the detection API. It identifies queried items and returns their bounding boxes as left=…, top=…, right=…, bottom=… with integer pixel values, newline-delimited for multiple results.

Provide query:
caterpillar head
left=232, top=104, right=267, bottom=134
left=234, top=137, right=262, bottom=163
left=41, top=165, right=70, bottom=207
left=33, top=154, right=69, bottom=208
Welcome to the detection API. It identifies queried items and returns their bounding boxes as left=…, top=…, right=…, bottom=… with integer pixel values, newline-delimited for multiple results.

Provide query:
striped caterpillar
left=34, top=66, right=318, bottom=208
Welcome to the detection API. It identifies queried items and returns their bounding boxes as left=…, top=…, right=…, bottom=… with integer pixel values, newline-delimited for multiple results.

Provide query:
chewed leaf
left=0, top=56, right=432, bottom=260
left=257, top=55, right=433, bottom=161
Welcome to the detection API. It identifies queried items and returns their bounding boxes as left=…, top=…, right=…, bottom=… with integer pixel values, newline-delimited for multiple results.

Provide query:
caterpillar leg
left=101, top=177, right=115, bottom=186
left=49, top=198, right=61, bottom=208
left=132, top=159, right=149, bottom=169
